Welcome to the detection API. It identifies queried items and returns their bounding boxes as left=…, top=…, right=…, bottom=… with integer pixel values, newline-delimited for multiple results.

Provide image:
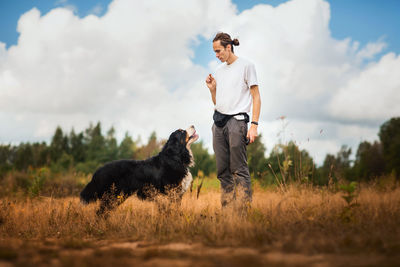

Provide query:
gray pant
left=212, top=118, right=252, bottom=207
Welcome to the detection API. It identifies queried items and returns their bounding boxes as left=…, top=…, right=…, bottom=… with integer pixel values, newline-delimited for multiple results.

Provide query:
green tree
left=247, top=133, right=268, bottom=179
left=379, top=117, right=400, bottom=178
left=32, top=142, right=50, bottom=167
left=353, top=141, right=385, bottom=181
left=104, top=126, right=118, bottom=162
left=335, top=145, right=353, bottom=180
left=317, top=154, right=336, bottom=185
left=267, top=141, right=315, bottom=184
left=118, top=132, right=136, bottom=159
left=84, top=122, right=106, bottom=163
left=50, top=127, right=69, bottom=163
left=317, top=145, right=353, bottom=183
left=14, top=143, right=34, bottom=170
left=69, top=129, right=86, bottom=163
left=190, top=141, right=216, bottom=177
left=0, top=145, right=13, bottom=175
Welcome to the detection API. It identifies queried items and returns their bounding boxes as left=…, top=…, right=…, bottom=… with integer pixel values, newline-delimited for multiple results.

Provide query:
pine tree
left=379, top=117, right=400, bottom=178
left=50, top=127, right=68, bottom=163
left=118, top=132, right=136, bottom=159
left=69, top=129, right=86, bottom=163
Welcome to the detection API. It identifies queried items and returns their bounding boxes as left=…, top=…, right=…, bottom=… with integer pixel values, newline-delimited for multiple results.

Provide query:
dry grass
left=0, top=183, right=400, bottom=266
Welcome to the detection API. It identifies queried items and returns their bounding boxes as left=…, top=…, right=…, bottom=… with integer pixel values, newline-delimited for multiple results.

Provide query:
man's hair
left=213, top=32, right=239, bottom=53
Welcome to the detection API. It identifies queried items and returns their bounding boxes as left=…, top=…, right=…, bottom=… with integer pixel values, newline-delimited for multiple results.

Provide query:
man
left=205, top=32, right=261, bottom=210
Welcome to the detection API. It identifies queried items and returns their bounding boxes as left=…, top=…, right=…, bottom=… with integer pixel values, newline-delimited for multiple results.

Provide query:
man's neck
left=226, top=54, right=238, bottom=65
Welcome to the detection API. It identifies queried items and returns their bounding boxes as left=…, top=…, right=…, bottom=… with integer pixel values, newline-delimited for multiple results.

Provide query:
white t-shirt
left=214, top=57, right=258, bottom=115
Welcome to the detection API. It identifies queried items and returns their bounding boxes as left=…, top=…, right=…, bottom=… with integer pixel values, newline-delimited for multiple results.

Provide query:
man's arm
left=247, top=85, right=261, bottom=144
left=205, top=74, right=216, bottom=105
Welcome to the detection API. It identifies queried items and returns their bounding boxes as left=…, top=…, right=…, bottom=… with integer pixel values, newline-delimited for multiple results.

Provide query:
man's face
left=213, top=40, right=231, bottom=62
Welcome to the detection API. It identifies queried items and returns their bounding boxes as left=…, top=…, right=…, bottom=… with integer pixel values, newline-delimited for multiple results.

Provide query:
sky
left=0, top=0, right=399, bottom=165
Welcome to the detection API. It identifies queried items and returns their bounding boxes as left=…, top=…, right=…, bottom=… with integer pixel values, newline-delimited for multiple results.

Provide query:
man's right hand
left=205, top=74, right=216, bottom=91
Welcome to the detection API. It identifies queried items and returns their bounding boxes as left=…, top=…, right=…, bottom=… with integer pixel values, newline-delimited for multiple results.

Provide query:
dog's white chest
left=181, top=170, right=193, bottom=194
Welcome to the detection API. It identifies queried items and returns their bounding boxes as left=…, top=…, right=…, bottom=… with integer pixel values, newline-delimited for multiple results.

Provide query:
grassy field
left=0, top=178, right=399, bottom=266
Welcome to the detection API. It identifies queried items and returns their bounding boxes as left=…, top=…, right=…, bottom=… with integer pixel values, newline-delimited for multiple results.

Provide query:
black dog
left=80, top=125, right=199, bottom=215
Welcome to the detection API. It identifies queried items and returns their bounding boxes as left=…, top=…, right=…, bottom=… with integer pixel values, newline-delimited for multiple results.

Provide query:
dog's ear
left=162, top=130, right=191, bottom=165
left=174, top=130, right=188, bottom=147
left=163, top=130, right=184, bottom=153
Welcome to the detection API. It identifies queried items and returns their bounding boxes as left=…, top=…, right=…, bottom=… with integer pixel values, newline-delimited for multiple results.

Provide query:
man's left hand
left=247, top=124, right=258, bottom=144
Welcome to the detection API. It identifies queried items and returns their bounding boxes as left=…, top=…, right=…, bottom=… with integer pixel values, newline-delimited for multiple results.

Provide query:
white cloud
left=0, top=0, right=397, bottom=165
left=356, top=39, right=387, bottom=60
left=0, top=0, right=235, bottom=141
left=329, top=52, right=400, bottom=122
left=88, top=3, right=104, bottom=16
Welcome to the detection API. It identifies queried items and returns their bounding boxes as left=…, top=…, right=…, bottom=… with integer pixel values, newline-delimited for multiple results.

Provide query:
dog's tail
left=80, top=181, right=99, bottom=204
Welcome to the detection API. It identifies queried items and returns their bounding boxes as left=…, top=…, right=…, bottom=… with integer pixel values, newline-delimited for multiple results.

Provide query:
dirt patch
left=0, top=240, right=398, bottom=267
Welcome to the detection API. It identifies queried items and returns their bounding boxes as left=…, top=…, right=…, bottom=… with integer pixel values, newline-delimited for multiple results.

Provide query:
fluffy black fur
left=80, top=129, right=193, bottom=215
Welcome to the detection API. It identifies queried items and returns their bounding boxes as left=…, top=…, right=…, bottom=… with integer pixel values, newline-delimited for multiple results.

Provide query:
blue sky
left=0, top=0, right=399, bottom=164
left=1, top=0, right=399, bottom=65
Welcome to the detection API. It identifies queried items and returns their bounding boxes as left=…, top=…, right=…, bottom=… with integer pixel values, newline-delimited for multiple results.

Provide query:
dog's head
left=162, top=125, right=199, bottom=166
left=170, top=125, right=199, bottom=148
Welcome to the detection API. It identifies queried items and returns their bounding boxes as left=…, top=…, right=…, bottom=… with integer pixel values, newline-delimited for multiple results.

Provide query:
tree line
left=249, top=117, right=399, bottom=185
left=0, top=118, right=399, bottom=185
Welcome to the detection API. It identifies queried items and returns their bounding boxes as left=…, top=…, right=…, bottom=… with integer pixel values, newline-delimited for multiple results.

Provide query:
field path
left=1, top=239, right=394, bottom=267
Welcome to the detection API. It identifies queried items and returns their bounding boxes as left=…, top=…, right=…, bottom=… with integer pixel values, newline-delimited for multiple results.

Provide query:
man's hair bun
left=232, top=39, right=240, bottom=46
